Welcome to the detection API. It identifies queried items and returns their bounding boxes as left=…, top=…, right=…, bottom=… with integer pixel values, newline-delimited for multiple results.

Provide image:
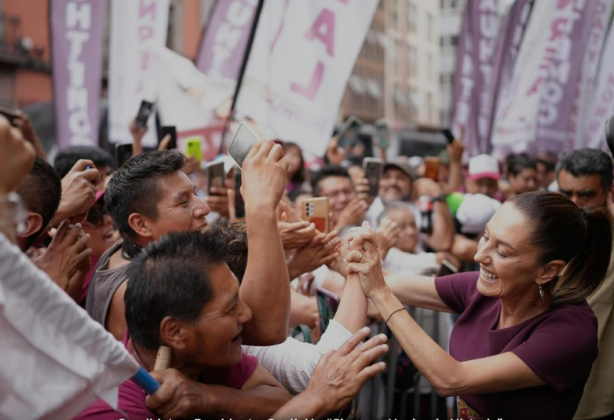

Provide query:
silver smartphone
left=228, top=123, right=260, bottom=168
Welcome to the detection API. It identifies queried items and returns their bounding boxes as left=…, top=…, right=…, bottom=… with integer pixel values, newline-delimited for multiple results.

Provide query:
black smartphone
left=234, top=169, right=246, bottom=219
left=375, top=119, right=389, bottom=149
left=0, top=105, right=19, bottom=126
left=135, top=100, right=154, bottom=129
left=337, top=116, right=363, bottom=149
left=438, top=259, right=459, bottom=277
left=605, top=117, right=614, bottom=157
left=115, top=143, right=133, bottom=168
left=160, top=126, right=177, bottom=150
left=441, top=128, right=455, bottom=145
left=363, top=157, right=383, bottom=197
left=206, top=161, right=226, bottom=195
left=316, top=288, right=340, bottom=333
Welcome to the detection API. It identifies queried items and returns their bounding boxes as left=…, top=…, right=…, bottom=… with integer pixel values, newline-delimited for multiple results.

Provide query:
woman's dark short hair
left=124, top=230, right=227, bottom=350
left=53, top=146, right=115, bottom=178
left=556, top=149, right=613, bottom=193
left=104, top=150, right=186, bottom=247
left=510, top=191, right=612, bottom=307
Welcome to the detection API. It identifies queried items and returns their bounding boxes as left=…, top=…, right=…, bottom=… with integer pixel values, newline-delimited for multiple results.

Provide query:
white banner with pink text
left=233, top=0, right=378, bottom=156
left=108, top=0, right=169, bottom=147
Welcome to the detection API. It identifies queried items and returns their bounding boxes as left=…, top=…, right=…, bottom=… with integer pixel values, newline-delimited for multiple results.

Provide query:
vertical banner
left=492, top=0, right=597, bottom=154
left=232, top=0, right=379, bottom=156
left=451, top=0, right=499, bottom=157
left=581, top=5, right=614, bottom=150
left=108, top=0, right=170, bottom=147
left=195, top=0, right=257, bottom=81
left=568, top=0, right=612, bottom=150
left=50, top=0, right=106, bottom=149
left=488, top=0, right=534, bottom=157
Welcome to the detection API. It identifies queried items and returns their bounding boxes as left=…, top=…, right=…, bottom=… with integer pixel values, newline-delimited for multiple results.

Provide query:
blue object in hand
left=131, top=366, right=161, bottom=394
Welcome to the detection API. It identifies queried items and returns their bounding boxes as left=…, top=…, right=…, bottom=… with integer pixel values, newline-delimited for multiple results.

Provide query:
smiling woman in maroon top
left=347, top=191, right=612, bottom=420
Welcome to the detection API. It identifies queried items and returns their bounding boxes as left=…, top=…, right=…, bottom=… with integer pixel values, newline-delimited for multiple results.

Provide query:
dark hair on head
left=53, top=146, right=115, bottom=178
left=556, top=148, right=613, bottom=192
left=104, top=150, right=186, bottom=257
left=509, top=191, right=612, bottom=307
left=209, top=219, right=248, bottom=282
left=16, top=156, right=62, bottom=250
left=124, top=230, right=228, bottom=350
left=282, top=141, right=306, bottom=186
left=310, top=165, right=351, bottom=196
left=537, top=152, right=557, bottom=172
left=507, top=154, right=537, bottom=177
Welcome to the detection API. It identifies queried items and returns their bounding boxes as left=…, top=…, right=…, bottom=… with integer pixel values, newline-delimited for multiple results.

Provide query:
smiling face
left=143, top=171, right=211, bottom=242
left=474, top=203, right=547, bottom=303
left=179, top=263, right=252, bottom=367
left=380, top=168, right=412, bottom=202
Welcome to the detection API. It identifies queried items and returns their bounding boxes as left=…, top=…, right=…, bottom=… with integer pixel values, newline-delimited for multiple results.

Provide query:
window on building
left=426, top=92, right=434, bottom=122
left=408, top=46, right=417, bottom=77
left=407, top=3, right=417, bottom=34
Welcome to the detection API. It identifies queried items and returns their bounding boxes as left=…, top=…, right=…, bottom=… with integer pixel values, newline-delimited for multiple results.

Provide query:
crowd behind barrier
left=1, top=112, right=614, bottom=420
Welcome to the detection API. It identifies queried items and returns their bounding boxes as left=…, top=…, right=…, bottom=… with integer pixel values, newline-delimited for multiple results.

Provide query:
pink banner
left=50, top=0, right=106, bottom=148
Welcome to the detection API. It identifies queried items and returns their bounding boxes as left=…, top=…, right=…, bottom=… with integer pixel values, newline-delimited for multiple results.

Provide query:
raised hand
left=346, top=222, right=387, bottom=298
left=288, top=230, right=340, bottom=279
left=53, top=159, right=100, bottom=224
left=376, top=217, right=400, bottom=260
left=242, top=141, right=288, bottom=213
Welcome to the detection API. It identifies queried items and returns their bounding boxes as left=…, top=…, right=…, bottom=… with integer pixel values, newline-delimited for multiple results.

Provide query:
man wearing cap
left=366, top=159, right=454, bottom=252
left=465, top=154, right=501, bottom=199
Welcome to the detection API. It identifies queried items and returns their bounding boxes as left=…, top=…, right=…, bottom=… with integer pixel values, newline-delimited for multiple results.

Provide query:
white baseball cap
left=456, top=193, right=501, bottom=234
left=468, top=154, right=501, bottom=181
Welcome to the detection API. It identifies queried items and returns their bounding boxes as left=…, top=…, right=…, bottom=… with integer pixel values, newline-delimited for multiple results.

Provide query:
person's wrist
left=368, top=282, right=392, bottom=301
left=195, top=383, right=216, bottom=415
left=300, top=390, right=333, bottom=418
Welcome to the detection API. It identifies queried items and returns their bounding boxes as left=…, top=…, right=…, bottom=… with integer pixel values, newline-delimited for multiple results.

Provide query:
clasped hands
left=345, top=222, right=389, bottom=299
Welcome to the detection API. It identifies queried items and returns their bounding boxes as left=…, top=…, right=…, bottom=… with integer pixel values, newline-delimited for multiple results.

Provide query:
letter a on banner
left=50, top=0, right=106, bottom=148
left=233, top=0, right=379, bottom=156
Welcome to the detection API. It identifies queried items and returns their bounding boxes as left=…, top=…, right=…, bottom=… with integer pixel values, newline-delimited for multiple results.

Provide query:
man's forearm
left=205, top=383, right=291, bottom=420
left=426, top=202, right=453, bottom=251
left=242, top=208, right=291, bottom=345
left=270, top=392, right=328, bottom=420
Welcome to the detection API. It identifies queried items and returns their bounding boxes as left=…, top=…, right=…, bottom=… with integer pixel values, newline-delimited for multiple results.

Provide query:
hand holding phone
left=302, top=197, right=330, bottom=233
left=337, top=116, right=364, bottom=149
left=363, top=157, right=383, bottom=197
left=185, top=138, right=203, bottom=162
left=206, top=161, right=226, bottom=195
left=228, top=124, right=260, bottom=168
left=441, top=128, right=455, bottom=145
left=160, top=126, right=177, bottom=150
left=115, top=143, right=133, bottom=168
left=135, top=100, right=154, bottom=129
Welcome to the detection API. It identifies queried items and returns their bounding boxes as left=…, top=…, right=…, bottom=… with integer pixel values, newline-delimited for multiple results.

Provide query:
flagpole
left=218, top=0, right=266, bottom=155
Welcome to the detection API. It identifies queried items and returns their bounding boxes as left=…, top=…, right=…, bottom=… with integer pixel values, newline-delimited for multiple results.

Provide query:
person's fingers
left=321, top=252, right=339, bottom=266
left=76, top=247, right=93, bottom=263
left=158, top=134, right=171, bottom=151
left=72, top=232, right=91, bottom=252
left=71, top=159, right=96, bottom=172
left=363, top=238, right=378, bottom=255
left=355, top=361, right=387, bottom=383
left=346, top=249, right=365, bottom=263
left=52, top=220, right=70, bottom=244
left=64, top=223, right=82, bottom=244
left=347, top=262, right=369, bottom=275
left=227, top=188, right=237, bottom=220
left=209, top=186, right=228, bottom=196
left=254, top=140, right=274, bottom=159
left=268, top=143, right=285, bottom=162
left=81, top=167, right=101, bottom=184
left=352, top=343, right=389, bottom=371
left=285, top=221, right=311, bottom=232
left=245, top=142, right=262, bottom=162
left=337, top=326, right=371, bottom=357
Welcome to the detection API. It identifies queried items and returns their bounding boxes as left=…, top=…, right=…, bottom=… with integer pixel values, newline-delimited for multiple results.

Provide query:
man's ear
left=128, top=213, right=154, bottom=240
left=159, top=316, right=189, bottom=351
left=18, top=212, right=44, bottom=241
left=537, top=260, right=567, bottom=286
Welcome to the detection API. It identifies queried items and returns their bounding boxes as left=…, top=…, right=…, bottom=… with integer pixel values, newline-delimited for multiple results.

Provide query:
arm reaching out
left=240, top=141, right=291, bottom=345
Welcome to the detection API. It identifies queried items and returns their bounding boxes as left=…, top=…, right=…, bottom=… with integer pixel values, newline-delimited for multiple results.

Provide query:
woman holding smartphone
left=345, top=191, right=611, bottom=420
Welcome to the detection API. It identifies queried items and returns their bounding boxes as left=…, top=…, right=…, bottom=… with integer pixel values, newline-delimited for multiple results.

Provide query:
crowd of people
left=1, top=111, right=613, bottom=420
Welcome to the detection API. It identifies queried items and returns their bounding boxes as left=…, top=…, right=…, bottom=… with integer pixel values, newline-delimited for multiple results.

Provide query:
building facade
left=340, top=0, right=441, bottom=130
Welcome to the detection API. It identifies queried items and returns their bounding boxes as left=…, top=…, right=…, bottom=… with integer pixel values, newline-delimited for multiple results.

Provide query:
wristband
left=432, top=193, right=447, bottom=203
left=385, top=307, right=407, bottom=324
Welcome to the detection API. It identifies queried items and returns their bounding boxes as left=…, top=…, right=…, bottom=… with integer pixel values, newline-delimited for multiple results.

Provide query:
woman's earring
left=538, top=283, right=545, bottom=301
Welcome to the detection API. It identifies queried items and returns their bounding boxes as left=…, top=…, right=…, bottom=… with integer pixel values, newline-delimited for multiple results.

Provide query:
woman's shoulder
left=545, top=300, right=597, bottom=327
